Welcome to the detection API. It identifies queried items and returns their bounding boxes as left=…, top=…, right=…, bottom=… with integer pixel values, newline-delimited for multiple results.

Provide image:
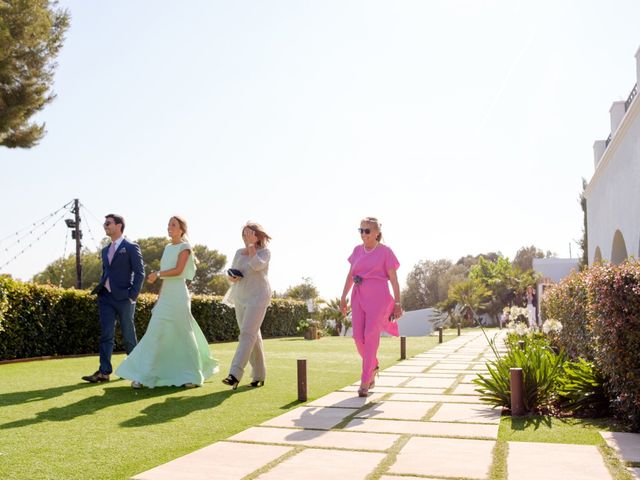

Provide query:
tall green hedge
left=541, top=261, right=640, bottom=430
left=0, top=277, right=306, bottom=361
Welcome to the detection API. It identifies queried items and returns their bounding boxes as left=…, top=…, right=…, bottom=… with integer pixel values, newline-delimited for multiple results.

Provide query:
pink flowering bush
left=541, top=261, right=640, bottom=430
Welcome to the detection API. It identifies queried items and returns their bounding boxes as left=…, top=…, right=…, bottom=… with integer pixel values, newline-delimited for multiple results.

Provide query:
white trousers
left=527, top=304, right=537, bottom=328
left=229, top=303, right=268, bottom=381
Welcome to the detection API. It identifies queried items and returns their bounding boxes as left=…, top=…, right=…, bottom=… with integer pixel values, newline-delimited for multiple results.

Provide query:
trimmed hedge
left=541, top=261, right=640, bottom=430
left=0, top=277, right=306, bottom=361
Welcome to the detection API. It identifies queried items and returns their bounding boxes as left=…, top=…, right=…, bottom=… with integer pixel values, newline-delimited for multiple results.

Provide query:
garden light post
left=438, top=327, right=443, bottom=343
left=457, top=322, right=461, bottom=336
left=510, top=368, right=525, bottom=416
left=297, top=359, right=307, bottom=402
left=400, top=336, right=406, bottom=359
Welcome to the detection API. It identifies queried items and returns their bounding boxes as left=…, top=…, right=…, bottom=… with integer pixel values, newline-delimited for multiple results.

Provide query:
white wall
left=586, top=47, right=640, bottom=264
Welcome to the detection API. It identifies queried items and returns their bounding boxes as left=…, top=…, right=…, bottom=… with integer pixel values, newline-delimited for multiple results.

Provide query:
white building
left=585, top=46, right=640, bottom=264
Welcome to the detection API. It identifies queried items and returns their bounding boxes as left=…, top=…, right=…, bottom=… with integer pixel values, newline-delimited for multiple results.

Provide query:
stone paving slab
left=131, top=441, right=292, bottom=480
left=461, top=374, right=481, bottom=383
left=255, top=448, right=386, bottom=480
left=395, top=359, right=435, bottom=366
left=379, top=371, right=457, bottom=378
left=629, top=467, right=640, bottom=479
left=379, top=477, right=449, bottom=480
left=351, top=375, right=407, bottom=387
left=382, top=365, right=427, bottom=373
left=599, top=431, right=640, bottom=463
left=388, top=393, right=484, bottom=404
left=507, top=441, right=612, bottom=480
left=354, top=401, right=436, bottom=420
left=430, top=369, right=485, bottom=375
left=388, top=436, right=495, bottom=479
left=261, top=406, right=357, bottom=430
left=228, top=427, right=400, bottom=451
left=342, top=418, right=499, bottom=439
left=432, top=362, right=471, bottom=370
left=430, top=403, right=501, bottom=424
left=307, top=391, right=385, bottom=408
left=451, top=383, right=482, bottom=395
left=341, top=385, right=447, bottom=395
left=404, top=377, right=456, bottom=389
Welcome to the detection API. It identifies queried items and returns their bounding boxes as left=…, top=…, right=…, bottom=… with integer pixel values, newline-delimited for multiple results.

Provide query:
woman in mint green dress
left=116, top=216, right=218, bottom=388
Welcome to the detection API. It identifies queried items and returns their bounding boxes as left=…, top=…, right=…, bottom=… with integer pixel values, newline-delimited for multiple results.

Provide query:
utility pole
left=65, top=199, right=83, bottom=289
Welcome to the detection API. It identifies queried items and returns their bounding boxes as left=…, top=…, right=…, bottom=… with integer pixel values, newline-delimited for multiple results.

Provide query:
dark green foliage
left=556, top=359, right=609, bottom=416
left=473, top=336, right=566, bottom=412
left=0, top=277, right=306, bottom=360
left=0, top=0, right=70, bottom=148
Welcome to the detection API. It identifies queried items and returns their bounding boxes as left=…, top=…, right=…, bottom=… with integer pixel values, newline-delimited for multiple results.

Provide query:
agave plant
left=556, top=358, right=609, bottom=415
left=473, top=341, right=566, bottom=413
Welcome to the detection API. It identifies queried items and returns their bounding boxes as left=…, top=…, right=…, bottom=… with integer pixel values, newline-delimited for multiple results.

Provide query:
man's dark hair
left=105, top=214, right=125, bottom=233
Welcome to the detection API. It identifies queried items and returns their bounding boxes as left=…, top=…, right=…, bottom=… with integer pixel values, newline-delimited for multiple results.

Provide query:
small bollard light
left=457, top=322, right=461, bottom=336
left=400, top=336, right=407, bottom=359
left=438, top=327, right=443, bottom=343
left=518, top=340, right=525, bottom=351
left=297, top=359, right=307, bottom=402
left=510, top=368, right=525, bottom=416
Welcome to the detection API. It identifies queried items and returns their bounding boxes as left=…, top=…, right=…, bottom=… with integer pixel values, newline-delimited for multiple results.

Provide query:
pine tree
left=0, top=0, right=70, bottom=148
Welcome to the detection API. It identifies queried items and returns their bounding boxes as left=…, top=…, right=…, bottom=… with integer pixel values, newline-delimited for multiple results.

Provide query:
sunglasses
left=358, top=228, right=372, bottom=234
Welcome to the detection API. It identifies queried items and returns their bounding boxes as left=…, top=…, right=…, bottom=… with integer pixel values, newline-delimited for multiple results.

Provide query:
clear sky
left=2, top=1, right=640, bottom=299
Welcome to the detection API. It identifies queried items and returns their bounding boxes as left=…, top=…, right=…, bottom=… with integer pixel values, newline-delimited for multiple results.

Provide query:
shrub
left=541, top=271, right=593, bottom=361
left=556, top=358, right=608, bottom=416
left=586, top=262, right=640, bottom=430
left=0, top=277, right=306, bottom=360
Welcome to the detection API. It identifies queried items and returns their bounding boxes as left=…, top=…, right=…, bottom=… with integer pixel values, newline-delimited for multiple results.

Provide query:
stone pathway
left=132, top=331, right=635, bottom=480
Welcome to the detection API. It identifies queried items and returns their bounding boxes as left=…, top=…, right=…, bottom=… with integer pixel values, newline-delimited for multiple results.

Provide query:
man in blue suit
left=83, top=214, right=145, bottom=383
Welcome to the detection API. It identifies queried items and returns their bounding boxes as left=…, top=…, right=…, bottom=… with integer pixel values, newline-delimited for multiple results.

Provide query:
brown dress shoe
left=81, top=371, right=110, bottom=383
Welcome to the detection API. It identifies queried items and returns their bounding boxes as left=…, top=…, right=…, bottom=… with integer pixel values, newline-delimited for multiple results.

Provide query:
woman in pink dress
left=340, top=217, right=403, bottom=397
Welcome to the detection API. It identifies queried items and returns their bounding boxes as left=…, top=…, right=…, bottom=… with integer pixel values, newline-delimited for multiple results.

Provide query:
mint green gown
left=116, top=242, right=218, bottom=387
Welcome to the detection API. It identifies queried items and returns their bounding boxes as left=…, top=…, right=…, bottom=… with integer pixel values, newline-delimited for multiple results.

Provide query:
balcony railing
left=605, top=82, right=638, bottom=149
left=625, top=83, right=637, bottom=112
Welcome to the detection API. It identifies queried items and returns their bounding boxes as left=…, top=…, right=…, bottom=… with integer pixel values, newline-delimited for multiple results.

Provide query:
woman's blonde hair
left=171, top=215, right=198, bottom=263
left=361, top=216, right=383, bottom=242
left=244, top=221, right=272, bottom=248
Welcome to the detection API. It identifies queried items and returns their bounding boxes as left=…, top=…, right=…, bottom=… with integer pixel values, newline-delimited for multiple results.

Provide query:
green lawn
left=0, top=334, right=446, bottom=480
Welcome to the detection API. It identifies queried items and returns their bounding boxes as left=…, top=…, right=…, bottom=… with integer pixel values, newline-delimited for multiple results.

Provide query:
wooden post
left=518, top=340, right=525, bottom=351
left=510, top=368, right=525, bottom=416
left=400, top=336, right=406, bottom=359
left=297, top=359, right=307, bottom=402
left=438, top=327, right=443, bottom=344
left=457, top=322, right=461, bottom=336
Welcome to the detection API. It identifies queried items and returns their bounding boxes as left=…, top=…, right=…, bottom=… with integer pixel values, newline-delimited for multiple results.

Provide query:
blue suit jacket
left=97, top=238, right=145, bottom=302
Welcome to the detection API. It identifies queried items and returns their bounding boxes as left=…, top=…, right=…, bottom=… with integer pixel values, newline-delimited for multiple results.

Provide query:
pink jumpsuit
left=348, top=244, right=400, bottom=386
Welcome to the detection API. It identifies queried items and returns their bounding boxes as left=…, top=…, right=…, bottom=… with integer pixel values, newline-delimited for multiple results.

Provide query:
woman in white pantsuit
left=222, top=222, right=272, bottom=389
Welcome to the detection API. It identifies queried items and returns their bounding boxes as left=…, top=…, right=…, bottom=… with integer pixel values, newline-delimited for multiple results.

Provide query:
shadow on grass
left=0, top=385, right=170, bottom=429
left=0, top=382, right=97, bottom=408
left=507, top=415, right=553, bottom=431
left=506, top=415, right=619, bottom=432
left=120, top=385, right=256, bottom=428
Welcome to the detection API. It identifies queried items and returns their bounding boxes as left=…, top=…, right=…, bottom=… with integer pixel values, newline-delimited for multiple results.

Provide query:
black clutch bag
left=227, top=268, right=244, bottom=278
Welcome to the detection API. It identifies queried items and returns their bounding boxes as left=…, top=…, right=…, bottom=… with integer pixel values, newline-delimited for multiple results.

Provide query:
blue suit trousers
left=98, top=292, right=138, bottom=374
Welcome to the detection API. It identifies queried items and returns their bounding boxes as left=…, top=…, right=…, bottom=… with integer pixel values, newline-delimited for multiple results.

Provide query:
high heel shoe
left=249, top=380, right=265, bottom=387
left=357, top=386, right=369, bottom=398
left=369, top=365, right=380, bottom=390
left=222, top=374, right=239, bottom=390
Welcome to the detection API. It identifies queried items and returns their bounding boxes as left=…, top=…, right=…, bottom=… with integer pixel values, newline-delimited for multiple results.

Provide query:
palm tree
left=447, top=279, right=491, bottom=326
left=320, top=297, right=350, bottom=335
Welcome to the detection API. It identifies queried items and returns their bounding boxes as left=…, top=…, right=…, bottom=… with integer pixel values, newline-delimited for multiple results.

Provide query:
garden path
left=132, top=331, right=635, bottom=480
